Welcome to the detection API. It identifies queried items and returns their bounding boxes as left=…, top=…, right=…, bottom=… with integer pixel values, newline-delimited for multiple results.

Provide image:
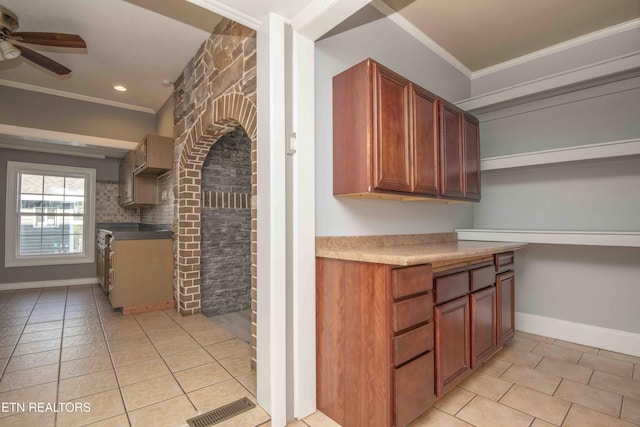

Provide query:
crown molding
left=471, top=17, right=640, bottom=80
left=455, top=51, right=640, bottom=112
left=370, top=0, right=472, bottom=78
left=185, top=0, right=262, bottom=30
left=292, top=0, right=371, bottom=41
left=0, top=79, right=155, bottom=114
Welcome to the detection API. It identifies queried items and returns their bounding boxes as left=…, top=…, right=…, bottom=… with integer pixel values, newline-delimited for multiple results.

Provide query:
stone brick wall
left=200, top=127, right=252, bottom=316
left=172, top=18, right=257, bottom=368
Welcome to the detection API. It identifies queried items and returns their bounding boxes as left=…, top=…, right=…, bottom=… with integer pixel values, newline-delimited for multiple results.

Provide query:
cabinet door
left=118, top=153, right=134, bottom=205
left=411, top=85, right=439, bottom=196
left=439, top=100, right=465, bottom=198
left=96, top=243, right=104, bottom=290
left=496, top=271, right=516, bottom=346
left=434, top=296, right=470, bottom=396
left=134, top=139, right=147, bottom=171
left=372, top=62, right=412, bottom=193
left=470, top=286, right=497, bottom=368
left=463, top=113, right=481, bottom=201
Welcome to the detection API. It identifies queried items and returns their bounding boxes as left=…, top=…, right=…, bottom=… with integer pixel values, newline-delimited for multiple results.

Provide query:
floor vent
left=186, top=397, right=256, bottom=427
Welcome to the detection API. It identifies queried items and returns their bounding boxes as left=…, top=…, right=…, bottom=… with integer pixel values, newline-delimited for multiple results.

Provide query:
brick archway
left=175, top=93, right=257, bottom=317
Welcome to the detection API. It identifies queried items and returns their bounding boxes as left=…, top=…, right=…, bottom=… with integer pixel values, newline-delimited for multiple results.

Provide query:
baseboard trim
left=0, top=277, right=99, bottom=291
left=516, top=312, right=640, bottom=357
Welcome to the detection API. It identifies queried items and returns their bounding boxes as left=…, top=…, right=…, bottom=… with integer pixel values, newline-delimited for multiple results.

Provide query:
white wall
left=480, top=85, right=640, bottom=158
left=476, top=157, right=640, bottom=231
left=474, top=76, right=640, bottom=336
left=315, top=6, right=473, bottom=237
left=515, top=245, right=640, bottom=334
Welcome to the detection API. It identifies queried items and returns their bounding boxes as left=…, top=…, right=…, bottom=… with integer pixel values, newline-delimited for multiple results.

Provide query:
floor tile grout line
left=53, top=285, right=70, bottom=426
left=129, top=309, right=202, bottom=417
left=132, top=309, right=256, bottom=418
left=0, top=287, right=257, bottom=425
left=560, top=402, right=573, bottom=426
left=93, top=285, right=133, bottom=427
left=0, top=289, right=41, bottom=379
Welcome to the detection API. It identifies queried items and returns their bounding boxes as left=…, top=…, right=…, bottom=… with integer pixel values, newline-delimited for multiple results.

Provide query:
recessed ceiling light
left=113, top=85, right=127, bottom=92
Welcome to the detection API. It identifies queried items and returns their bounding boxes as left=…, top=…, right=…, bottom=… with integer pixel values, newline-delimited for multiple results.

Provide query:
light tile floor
left=404, top=331, right=640, bottom=427
left=0, top=285, right=263, bottom=427
left=281, top=333, right=640, bottom=427
left=2, top=286, right=639, bottom=427
left=210, top=309, right=251, bottom=344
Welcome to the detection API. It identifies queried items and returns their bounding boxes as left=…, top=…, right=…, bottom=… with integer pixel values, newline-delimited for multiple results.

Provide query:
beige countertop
left=316, top=233, right=528, bottom=266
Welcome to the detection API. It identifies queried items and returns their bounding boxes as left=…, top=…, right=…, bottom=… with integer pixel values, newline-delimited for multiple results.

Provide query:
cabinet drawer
left=470, top=265, right=495, bottom=292
left=392, top=264, right=432, bottom=300
left=495, top=251, right=514, bottom=272
left=434, top=271, right=469, bottom=305
left=393, top=293, right=433, bottom=333
left=394, top=323, right=433, bottom=366
left=395, top=351, right=435, bottom=427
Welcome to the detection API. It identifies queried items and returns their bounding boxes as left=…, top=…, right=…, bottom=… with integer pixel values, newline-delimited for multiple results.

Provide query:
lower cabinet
left=470, top=286, right=498, bottom=368
left=495, top=251, right=516, bottom=346
left=434, top=262, right=497, bottom=396
left=395, top=352, right=435, bottom=427
left=108, top=238, right=174, bottom=314
left=497, top=270, right=515, bottom=346
left=316, top=259, right=435, bottom=427
left=434, top=295, right=470, bottom=396
left=316, top=252, right=517, bottom=426
left=96, top=232, right=108, bottom=293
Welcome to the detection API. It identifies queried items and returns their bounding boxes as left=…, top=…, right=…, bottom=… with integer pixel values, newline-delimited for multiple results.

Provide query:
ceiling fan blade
left=16, top=45, right=71, bottom=75
left=11, top=32, right=86, bottom=48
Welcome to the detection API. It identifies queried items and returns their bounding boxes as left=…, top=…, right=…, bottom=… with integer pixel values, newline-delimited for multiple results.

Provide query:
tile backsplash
left=95, top=181, right=140, bottom=223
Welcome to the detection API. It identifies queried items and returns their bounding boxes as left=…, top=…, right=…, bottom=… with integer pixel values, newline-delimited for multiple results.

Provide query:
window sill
left=5, top=254, right=95, bottom=268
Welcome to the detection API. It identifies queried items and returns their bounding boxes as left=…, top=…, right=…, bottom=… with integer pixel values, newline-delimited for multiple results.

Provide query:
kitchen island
left=316, top=232, right=527, bottom=427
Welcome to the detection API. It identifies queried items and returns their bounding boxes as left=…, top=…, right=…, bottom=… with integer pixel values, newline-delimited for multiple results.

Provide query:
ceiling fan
left=0, top=4, right=86, bottom=75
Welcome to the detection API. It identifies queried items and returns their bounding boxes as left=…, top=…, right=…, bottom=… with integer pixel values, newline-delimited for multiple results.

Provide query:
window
left=5, top=162, right=96, bottom=267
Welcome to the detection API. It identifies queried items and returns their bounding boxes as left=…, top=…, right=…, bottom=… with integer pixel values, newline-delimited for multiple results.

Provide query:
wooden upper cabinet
left=118, top=135, right=171, bottom=207
left=412, top=85, right=440, bottom=196
left=118, top=152, right=134, bottom=205
left=463, top=113, right=481, bottom=201
left=133, top=135, right=174, bottom=176
left=372, top=62, right=412, bottom=193
left=332, top=58, right=480, bottom=202
left=439, top=100, right=465, bottom=199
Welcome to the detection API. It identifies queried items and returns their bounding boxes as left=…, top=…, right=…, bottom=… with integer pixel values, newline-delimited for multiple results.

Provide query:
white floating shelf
left=455, top=51, right=640, bottom=113
left=456, top=229, right=640, bottom=248
left=481, top=138, right=640, bottom=171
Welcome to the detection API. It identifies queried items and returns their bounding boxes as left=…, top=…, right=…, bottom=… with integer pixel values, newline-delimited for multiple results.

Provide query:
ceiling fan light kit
left=0, top=4, right=86, bottom=75
left=0, top=39, right=19, bottom=59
